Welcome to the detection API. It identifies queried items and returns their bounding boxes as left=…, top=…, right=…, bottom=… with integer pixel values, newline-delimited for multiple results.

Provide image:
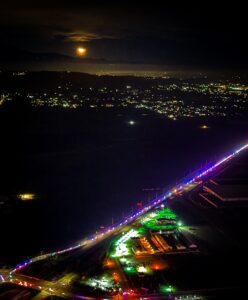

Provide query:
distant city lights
left=3, top=74, right=247, bottom=120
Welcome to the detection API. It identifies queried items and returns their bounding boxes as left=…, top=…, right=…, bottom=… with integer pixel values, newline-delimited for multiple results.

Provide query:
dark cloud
left=0, top=1, right=247, bottom=66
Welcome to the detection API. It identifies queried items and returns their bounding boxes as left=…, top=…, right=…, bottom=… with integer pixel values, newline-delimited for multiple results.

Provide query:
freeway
left=1, top=141, right=248, bottom=299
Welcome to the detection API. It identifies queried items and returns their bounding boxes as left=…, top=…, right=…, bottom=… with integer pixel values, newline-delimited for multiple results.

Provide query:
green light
left=124, top=266, right=136, bottom=274
left=177, top=221, right=183, bottom=227
left=160, top=285, right=175, bottom=294
left=141, top=208, right=178, bottom=231
left=156, top=208, right=177, bottom=219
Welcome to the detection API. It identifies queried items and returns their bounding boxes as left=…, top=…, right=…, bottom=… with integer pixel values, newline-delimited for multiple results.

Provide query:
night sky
left=0, top=1, right=247, bottom=66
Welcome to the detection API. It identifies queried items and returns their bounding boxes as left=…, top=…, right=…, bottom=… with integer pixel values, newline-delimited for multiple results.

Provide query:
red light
left=150, top=261, right=167, bottom=270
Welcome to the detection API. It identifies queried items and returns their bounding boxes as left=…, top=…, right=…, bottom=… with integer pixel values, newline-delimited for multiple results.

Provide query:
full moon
left=76, top=47, right=87, bottom=56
